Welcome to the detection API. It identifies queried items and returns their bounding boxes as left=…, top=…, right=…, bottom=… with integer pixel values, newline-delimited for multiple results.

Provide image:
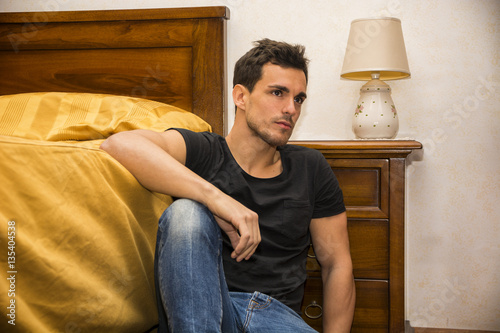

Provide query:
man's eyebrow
left=296, top=91, right=307, bottom=100
left=269, top=85, right=307, bottom=99
left=268, top=85, right=290, bottom=93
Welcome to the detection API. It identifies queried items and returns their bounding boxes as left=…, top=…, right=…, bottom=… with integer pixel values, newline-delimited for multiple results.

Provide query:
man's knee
left=159, top=199, right=218, bottom=241
left=167, top=198, right=206, bottom=216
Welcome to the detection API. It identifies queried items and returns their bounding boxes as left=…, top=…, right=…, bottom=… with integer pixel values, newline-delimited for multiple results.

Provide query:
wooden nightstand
left=293, top=140, right=422, bottom=333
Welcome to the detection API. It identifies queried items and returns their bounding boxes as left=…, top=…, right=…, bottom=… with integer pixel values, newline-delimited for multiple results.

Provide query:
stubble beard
left=247, top=115, right=293, bottom=148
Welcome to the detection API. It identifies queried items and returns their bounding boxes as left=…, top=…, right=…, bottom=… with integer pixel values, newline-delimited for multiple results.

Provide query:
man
left=100, top=39, right=355, bottom=332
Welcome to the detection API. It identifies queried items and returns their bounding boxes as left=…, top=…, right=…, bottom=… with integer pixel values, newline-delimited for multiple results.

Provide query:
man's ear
left=232, top=84, right=248, bottom=111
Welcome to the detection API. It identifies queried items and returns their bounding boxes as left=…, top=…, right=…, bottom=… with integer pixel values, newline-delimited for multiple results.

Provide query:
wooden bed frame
left=0, top=6, right=228, bottom=135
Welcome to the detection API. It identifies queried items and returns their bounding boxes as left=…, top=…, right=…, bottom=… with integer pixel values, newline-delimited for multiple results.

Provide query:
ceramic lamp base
left=352, top=78, right=399, bottom=139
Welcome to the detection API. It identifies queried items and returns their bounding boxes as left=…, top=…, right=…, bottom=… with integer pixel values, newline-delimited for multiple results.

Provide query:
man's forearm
left=321, top=267, right=356, bottom=332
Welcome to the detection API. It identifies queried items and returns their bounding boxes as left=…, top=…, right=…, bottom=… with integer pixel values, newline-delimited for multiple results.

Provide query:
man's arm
left=310, top=212, right=355, bottom=332
left=100, top=129, right=261, bottom=261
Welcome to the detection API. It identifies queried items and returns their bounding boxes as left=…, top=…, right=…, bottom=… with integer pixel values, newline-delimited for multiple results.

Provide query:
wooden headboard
left=0, top=7, right=228, bottom=135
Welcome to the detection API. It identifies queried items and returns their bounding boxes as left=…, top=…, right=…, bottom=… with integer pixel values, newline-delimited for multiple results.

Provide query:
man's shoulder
left=172, top=128, right=221, bottom=138
left=172, top=128, right=224, bottom=145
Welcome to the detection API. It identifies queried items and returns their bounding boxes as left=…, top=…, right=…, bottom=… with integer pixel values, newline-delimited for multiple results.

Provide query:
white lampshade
left=341, top=17, right=410, bottom=81
left=340, top=17, right=410, bottom=139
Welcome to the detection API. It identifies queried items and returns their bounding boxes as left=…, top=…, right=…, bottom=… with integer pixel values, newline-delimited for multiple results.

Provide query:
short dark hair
left=233, top=39, right=309, bottom=92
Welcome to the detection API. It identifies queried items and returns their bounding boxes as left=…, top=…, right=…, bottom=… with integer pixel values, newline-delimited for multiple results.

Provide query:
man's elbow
left=321, top=257, right=354, bottom=281
left=100, top=133, right=123, bottom=156
left=99, top=137, right=110, bottom=152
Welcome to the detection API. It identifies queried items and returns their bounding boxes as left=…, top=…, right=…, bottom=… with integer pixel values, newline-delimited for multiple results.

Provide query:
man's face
left=244, top=63, right=307, bottom=147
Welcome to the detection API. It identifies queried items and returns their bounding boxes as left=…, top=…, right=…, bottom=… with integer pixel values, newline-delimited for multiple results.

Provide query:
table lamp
left=341, top=17, right=410, bottom=139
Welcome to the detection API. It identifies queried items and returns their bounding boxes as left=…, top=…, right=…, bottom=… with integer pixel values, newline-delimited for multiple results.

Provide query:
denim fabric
left=229, top=291, right=318, bottom=333
left=154, top=199, right=317, bottom=333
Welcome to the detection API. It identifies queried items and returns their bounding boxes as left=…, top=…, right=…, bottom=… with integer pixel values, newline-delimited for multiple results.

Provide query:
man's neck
left=225, top=131, right=283, bottom=179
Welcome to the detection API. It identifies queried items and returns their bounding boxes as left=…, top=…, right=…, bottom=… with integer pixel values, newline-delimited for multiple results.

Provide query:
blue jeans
left=154, top=199, right=317, bottom=333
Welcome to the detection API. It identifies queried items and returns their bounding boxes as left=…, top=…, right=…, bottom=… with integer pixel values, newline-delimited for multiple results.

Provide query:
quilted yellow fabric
left=0, top=92, right=211, bottom=140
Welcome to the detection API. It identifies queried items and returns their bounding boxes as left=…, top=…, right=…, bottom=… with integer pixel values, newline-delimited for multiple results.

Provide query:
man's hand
left=207, top=193, right=261, bottom=262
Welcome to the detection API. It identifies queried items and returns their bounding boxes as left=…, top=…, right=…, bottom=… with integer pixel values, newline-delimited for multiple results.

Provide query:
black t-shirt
left=173, top=129, right=345, bottom=313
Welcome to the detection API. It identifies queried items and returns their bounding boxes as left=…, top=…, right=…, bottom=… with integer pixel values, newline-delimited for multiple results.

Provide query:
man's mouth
left=275, top=120, right=292, bottom=130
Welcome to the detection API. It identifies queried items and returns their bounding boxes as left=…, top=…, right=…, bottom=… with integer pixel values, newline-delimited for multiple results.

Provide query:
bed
left=0, top=7, right=228, bottom=332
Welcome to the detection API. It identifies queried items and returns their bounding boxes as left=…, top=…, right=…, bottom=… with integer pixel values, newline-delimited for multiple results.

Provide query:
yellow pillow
left=0, top=92, right=212, bottom=141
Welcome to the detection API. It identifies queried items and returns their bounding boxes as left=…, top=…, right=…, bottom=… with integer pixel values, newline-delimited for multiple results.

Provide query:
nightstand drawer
left=307, top=219, right=389, bottom=279
left=328, top=159, right=389, bottom=219
left=349, top=219, right=389, bottom=279
left=352, top=279, right=389, bottom=332
left=301, top=277, right=389, bottom=333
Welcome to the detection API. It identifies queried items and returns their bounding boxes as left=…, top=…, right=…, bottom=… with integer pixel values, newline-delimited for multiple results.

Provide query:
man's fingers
left=232, top=223, right=251, bottom=261
left=214, top=216, right=241, bottom=252
left=233, top=219, right=261, bottom=262
left=246, top=221, right=261, bottom=260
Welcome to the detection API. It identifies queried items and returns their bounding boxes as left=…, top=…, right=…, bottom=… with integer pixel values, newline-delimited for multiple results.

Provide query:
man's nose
left=283, top=97, right=297, bottom=115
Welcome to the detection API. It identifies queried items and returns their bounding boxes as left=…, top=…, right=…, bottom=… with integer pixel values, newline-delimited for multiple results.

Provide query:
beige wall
left=3, top=0, right=499, bottom=330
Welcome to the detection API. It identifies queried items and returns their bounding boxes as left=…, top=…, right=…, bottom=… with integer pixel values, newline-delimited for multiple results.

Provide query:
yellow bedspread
left=0, top=93, right=211, bottom=332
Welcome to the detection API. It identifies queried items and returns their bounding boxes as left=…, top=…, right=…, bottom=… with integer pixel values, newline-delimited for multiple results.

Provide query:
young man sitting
left=101, top=39, right=355, bottom=332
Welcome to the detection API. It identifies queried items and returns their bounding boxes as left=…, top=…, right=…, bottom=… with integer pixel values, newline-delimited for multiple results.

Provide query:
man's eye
left=272, top=90, right=283, bottom=97
left=294, top=97, right=304, bottom=104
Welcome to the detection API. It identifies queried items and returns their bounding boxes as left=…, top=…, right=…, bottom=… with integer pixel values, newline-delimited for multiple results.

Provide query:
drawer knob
left=304, top=300, right=322, bottom=319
